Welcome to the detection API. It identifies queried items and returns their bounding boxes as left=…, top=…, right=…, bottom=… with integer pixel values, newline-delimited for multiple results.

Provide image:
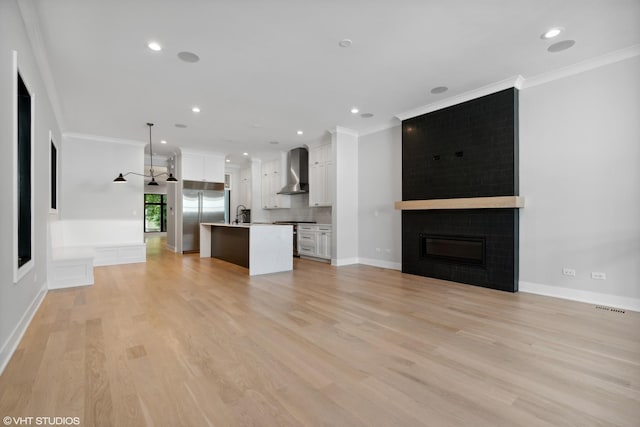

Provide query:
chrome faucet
left=235, top=204, right=248, bottom=224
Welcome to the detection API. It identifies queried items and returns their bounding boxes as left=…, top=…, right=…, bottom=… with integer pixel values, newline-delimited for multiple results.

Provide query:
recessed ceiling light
left=243, top=152, right=249, bottom=156
left=225, top=159, right=230, bottom=163
left=297, top=130, right=303, bottom=135
left=177, top=51, right=200, bottom=63
left=350, top=107, right=359, bottom=114
left=360, top=113, right=374, bottom=118
left=541, top=27, right=563, bottom=40
left=548, top=40, right=576, bottom=53
left=192, top=106, right=201, bottom=113
left=175, top=123, right=187, bottom=128
left=147, top=41, right=162, bottom=51
left=339, top=39, right=352, bottom=48
left=430, top=86, right=448, bottom=94
left=161, top=140, right=167, bottom=144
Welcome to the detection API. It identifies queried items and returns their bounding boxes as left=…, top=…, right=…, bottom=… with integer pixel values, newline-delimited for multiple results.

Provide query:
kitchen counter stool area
left=199, top=223, right=293, bottom=275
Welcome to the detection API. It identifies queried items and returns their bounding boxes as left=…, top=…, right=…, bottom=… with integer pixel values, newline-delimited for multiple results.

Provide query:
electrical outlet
left=562, top=268, right=576, bottom=277
left=591, top=272, right=606, bottom=280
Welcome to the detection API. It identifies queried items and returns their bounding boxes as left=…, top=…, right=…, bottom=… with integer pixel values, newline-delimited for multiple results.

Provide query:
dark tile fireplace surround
left=401, top=88, right=519, bottom=292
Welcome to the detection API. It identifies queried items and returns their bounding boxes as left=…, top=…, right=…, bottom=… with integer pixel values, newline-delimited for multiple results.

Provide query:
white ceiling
left=28, top=0, right=640, bottom=165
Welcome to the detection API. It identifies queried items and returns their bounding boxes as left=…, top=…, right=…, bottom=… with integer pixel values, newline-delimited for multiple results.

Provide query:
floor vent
left=595, top=305, right=625, bottom=314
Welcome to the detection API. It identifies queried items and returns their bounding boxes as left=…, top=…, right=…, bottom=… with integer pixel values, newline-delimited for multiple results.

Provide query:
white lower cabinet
left=298, top=224, right=331, bottom=260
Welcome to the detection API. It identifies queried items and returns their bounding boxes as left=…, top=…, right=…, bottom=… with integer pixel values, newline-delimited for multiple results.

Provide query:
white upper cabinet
left=261, top=158, right=290, bottom=209
left=309, top=144, right=333, bottom=207
left=182, top=151, right=225, bottom=182
left=239, top=167, right=252, bottom=209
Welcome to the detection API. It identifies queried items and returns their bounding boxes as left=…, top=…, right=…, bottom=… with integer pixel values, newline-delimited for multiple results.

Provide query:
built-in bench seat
left=49, top=220, right=146, bottom=289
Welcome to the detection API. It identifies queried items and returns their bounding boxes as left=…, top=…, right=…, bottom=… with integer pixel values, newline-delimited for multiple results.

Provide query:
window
left=17, top=71, right=33, bottom=272
left=144, top=194, right=167, bottom=232
left=50, top=136, right=58, bottom=212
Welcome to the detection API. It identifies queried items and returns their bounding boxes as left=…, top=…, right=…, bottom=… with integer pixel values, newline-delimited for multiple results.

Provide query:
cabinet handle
left=314, top=203, right=319, bottom=206
left=314, top=161, right=319, bottom=165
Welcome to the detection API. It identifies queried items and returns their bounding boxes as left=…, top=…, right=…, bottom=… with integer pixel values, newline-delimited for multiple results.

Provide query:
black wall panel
left=401, top=88, right=520, bottom=292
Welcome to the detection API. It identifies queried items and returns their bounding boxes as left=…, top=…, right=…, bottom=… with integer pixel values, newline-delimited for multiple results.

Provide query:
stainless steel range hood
left=278, top=147, right=309, bottom=195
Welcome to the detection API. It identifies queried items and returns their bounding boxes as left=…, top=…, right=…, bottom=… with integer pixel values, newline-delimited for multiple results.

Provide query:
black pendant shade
left=113, top=123, right=178, bottom=184
left=113, top=173, right=127, bottom=183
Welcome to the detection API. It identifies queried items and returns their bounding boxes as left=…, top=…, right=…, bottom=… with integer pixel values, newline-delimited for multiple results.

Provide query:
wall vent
left=595, top=305, right=625, bottom=314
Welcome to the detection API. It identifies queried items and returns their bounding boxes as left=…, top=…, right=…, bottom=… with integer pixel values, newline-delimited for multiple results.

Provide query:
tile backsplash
left=267, top=193, right=332, bottom=224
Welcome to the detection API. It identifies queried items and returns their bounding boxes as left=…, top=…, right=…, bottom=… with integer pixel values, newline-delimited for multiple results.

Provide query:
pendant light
left=113, top=123, right=178, bottom=184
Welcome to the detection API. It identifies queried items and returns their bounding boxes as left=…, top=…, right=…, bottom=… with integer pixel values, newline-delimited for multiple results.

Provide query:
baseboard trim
left=357, top=257, right=401, bottom=270
left=519, top=281, right=640, bottom=312
left=48, top=280, right=93, bottom=290
left=0, top=285, right=47, bottom=375
left=331, top=257, right=359, bottom=267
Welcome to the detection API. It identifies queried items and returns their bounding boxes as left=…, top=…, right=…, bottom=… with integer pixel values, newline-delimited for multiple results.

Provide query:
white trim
left=62, top=132, right=146, bottom=147
left=14, top=53, right=37, bottom=284
left=179, top=147, right=227, bottom=157
left=519, top=281, right=640, bottom=313
left=522, top=44, right=640, bottom=89
left=0, top=286, right=47, bottom=375
left=396, top=75, right=524, bottom=121
left=358, top=120, right=401, bottom=137
left=357, top=257, right=401, bottom=270
left=17, top=0, right=66, bottom=130
left=330, top=126, right=359, bottom=137
left=331, top=257, right=359, bottom=267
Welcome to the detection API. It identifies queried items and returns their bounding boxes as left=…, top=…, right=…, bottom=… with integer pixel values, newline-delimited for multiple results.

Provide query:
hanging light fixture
left=113, top=123, right=178, bottom=184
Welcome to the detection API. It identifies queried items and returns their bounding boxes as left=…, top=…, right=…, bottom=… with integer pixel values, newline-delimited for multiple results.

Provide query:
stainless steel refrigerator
left=182, top=180, right=229, bottom=253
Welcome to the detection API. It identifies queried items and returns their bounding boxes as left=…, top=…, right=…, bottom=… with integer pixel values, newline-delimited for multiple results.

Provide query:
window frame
left=13, top=51, right=35, bottom=283
left=49, top=132, right=58, bottom=214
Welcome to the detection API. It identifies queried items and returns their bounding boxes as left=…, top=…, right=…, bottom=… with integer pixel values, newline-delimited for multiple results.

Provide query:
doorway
left=144, top=194, right=167, bottom=232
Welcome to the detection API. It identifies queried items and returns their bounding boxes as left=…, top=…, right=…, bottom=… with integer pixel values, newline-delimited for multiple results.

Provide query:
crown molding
left=358, top=118, right=401, bottom=137
left=63, top=132, right=146, bottom=147
left=521, top=44, right=640, bottom=89
left=17, top=0, right=66, bottom=131
left=330, top=126, right=359, bottom=137
left=179, top=147, right=226, bottom=157
left=396, top=75, right=524, bottom=121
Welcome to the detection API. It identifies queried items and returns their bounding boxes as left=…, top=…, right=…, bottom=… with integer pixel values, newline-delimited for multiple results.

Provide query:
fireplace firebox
left=420, top=234, right=485, bottom=267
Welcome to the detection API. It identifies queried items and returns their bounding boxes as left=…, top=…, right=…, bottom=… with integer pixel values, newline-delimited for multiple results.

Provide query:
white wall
left=357, top=126, right=402, bottom=269
left=0, top=0, right=61, bottom=373
left=353, top=56, right=640, bottom=309
left=519, top=55, right=640, bottom=306
left=332, top=128, right=359, bottom=265
left=61, top=135, right=144, bottom=223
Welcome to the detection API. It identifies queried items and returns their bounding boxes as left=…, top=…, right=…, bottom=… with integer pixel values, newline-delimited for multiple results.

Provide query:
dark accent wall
left=401, top=88, right=519, bottom=292
left=402, top=88, right=518, bottom=200
left=403, top=209, right=518, bottom=292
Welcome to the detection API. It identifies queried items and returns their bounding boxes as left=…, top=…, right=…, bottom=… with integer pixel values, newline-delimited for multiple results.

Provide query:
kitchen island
left=200, top=223, right=293, bottom=275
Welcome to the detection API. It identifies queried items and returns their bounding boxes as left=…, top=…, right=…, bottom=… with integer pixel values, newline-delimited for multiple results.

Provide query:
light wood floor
left=1, top=237, right=639, bottom=426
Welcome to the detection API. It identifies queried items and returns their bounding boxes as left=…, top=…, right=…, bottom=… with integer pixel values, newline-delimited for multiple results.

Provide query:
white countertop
left=200, top=222, right=292, bottom=228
